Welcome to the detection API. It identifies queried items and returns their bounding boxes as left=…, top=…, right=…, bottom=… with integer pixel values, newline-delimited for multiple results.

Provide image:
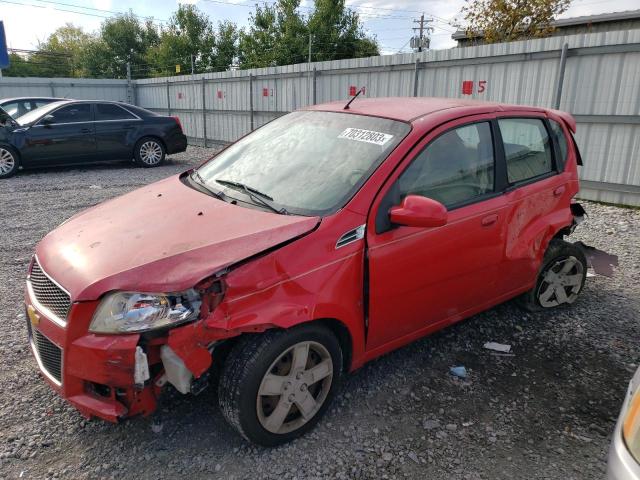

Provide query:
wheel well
left=315, top=318, right=353, bottom=372
left=211, top=319, right=354, bottom=375
left=137, top=135, right=166, bottom=152
left=0, top=144, right=20, bottom=160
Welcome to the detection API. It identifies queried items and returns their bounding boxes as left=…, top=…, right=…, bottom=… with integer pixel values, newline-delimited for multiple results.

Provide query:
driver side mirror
left=41, top=114, right=55, bottom=127
left=389, top=195, right=448, bottom=228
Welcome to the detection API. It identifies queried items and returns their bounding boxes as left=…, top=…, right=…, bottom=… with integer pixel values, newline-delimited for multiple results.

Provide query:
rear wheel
left=518, top=239, right=587, bottom=312
left=219, top=324, right=342, bottom=446
left=0, top=146, right=19, bottom=179
left=134, top=137, right=165, bottom=167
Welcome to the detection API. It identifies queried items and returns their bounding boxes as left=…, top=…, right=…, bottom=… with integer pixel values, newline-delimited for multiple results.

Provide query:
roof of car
left=305, top=97, right=547, bottom=122
left=0, top=97, right=67, bottom=103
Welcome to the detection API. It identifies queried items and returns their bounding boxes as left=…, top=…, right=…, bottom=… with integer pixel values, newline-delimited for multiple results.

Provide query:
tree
left=307, top=0, right=379, bottom=62
left=82, top=13, right=159, bottom=78
left=146, top=5, right=238, bottom=76
left=461, top=0, right=572, bottom=44
left=238, top=0, right=307, bottom=69
left=238, top=0, right=378, bottom=68
left=36, top=24, right=90, bottom=77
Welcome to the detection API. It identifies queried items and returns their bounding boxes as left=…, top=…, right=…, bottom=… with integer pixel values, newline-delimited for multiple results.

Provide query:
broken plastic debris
left=483, top=342, right=511, bottom=353
left=574, top=241, right=618, bottom=277
left=450, top=366, right=467, bottom=378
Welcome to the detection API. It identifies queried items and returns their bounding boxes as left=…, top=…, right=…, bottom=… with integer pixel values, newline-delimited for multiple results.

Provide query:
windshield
left=16, top=101, right=70, bottom=126
left=196, top=111, right=410, bottom=216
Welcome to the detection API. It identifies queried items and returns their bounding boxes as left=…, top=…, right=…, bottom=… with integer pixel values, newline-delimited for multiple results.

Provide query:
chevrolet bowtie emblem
left=27, top=305, right=40, bottom=327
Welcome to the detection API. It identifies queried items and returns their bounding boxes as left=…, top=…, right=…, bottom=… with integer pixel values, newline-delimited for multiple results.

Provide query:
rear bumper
left=25, top=289, right=161, bottom=423
left=166, top=133, right=188, bottom=154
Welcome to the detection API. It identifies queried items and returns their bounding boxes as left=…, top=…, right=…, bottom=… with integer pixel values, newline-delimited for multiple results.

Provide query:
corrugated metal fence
left=135, top=29, right=640, bottom=206
left=0, top=76, right=130, bottom=102
left=1, top=29, right=639, bottom=205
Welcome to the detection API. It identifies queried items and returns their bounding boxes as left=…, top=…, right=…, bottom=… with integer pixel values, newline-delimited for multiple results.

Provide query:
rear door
left=365, top=116, right=511, bottom=350
left=93, top=103, right=141, bottom=159
left=21, top=103, right=96, bottom=165
left=495, top=115, right=570, bottom=292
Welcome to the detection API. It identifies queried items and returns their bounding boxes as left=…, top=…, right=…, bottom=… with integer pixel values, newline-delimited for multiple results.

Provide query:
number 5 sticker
left=478, top=80, right=487, bottom=93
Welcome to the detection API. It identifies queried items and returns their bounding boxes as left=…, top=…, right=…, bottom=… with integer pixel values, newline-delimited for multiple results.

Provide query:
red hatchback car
left=25, top=97, right=587, bottom=446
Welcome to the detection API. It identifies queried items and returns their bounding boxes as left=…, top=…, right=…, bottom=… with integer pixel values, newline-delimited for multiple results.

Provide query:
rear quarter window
left=549, top=119, right=568, bottom=170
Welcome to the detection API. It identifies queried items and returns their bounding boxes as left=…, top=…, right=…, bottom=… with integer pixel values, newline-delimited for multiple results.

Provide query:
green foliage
left=2, top=1, right=378, bottom=78
left=145, top=5, right=238, bottom=76
left=238, top=0, right=378, bottom=68
left=461, top=0, right=572, bottom=44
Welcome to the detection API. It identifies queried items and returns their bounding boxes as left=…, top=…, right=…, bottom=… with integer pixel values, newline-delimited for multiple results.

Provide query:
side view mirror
left=41, top=114, right=55, bottom=126
left=389, top=195, right=448, bottom=228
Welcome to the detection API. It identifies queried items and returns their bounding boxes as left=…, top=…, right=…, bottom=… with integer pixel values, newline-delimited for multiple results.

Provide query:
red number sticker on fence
left=478, top=80, right=487, bottom=93
left=216, top=90, right=223, bottom=99
left=349, top=85, right=357, bottom=96
left=462, top=80, right=473, bottom=95
left=263, top=88, right=269, bottom=97
left=177, top=92, right=183, bottom=99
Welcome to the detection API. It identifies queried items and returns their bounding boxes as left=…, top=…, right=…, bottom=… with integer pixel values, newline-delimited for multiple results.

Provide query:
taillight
left=172, top=116, right=183, bottom=131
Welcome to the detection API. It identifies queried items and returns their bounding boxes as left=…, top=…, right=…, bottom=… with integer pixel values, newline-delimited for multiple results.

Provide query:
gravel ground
left=0, top=147, right=639, bottom=479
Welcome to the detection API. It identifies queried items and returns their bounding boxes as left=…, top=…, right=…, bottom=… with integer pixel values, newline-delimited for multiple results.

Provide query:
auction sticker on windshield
left=338, top=128, right=394, bottom=146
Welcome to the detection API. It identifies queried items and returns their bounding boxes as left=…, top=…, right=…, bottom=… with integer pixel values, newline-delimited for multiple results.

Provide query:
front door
left=365, top=118, right=509, bottom=351
left=21, top=103, right=96, bottom=166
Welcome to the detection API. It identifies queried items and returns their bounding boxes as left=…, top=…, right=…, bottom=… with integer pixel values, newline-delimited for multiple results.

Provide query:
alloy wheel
left=0, top=148, right=16, bottom=175
left=537, top=256, right=584, bottom=307
left=256, top=341, right=333, bottom=434
left=139, top=141, right=163, bottom=165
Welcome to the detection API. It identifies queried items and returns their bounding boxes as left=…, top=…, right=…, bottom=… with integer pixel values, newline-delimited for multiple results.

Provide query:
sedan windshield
left=16, top=101, right=70, bottom=126
left=196, top=111, right=410, bottom=216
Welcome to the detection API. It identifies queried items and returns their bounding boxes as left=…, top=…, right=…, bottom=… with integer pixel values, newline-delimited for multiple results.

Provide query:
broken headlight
left=89, top=290, right=201, bottom=334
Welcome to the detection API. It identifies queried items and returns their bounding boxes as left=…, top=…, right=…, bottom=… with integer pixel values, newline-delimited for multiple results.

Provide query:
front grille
left=29, top=261, right=71, bottom=321
left=32, top=329, right=63, bottom=384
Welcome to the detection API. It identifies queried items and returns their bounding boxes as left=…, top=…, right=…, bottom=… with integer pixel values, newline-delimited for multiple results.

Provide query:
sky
left=1, top=0, right=638, bottom=58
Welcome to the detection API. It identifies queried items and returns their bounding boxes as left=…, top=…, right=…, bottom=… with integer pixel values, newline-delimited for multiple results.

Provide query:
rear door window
left=48, top=104, right=92, bottom=124
left=498, top=118, right=553, bottom=184
left=95, top=103, right=136, bottom=121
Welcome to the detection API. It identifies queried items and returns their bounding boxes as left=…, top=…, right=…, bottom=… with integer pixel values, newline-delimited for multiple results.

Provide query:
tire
left=134, top=137, right=165, bottom=167
left=517, top=238, right=587, bottom=312
left=0, top=146, right=19, bottom=179
left=219, top=324, right=343, bottom=446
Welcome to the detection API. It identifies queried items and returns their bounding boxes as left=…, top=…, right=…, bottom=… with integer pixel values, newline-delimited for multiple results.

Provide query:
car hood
left=36, top=174, right=320, bottom=301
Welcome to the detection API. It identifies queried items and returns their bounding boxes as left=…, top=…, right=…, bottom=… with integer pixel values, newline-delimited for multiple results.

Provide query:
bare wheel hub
left=257, top=341, right=333, bottom=434
left=537, top=256, right=584, bottom=307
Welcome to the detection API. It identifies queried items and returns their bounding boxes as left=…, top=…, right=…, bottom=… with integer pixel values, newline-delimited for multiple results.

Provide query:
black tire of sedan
left=518, top=238, right=587, bottom=312
left=219, top=324, right=343, bottom=446
left=0, top=146, right=19, bottom=179
left=134, top=137, right=166, bottom=167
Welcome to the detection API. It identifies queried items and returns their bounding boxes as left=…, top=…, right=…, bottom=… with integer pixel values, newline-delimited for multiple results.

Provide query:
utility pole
left=308, top=34, right=313, bottom=67
left=191, top=54, right=195, bottom=75
left=412, top=14, right=433, bottom=53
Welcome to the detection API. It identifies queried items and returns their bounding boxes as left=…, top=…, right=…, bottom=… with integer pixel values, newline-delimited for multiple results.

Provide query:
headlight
left=89, top=290, right=201, bottom=334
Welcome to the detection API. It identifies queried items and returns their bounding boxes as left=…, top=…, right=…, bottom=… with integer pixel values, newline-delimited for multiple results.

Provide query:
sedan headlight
left=90, top=290, right=201, bottom=334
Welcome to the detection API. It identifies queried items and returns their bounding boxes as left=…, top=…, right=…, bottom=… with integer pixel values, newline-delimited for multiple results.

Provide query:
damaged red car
left=25, top=97, right=588, bottom=446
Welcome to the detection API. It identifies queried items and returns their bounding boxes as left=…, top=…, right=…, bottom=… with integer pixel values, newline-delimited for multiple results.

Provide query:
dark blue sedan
left=0, top=100, right=187, bottom=178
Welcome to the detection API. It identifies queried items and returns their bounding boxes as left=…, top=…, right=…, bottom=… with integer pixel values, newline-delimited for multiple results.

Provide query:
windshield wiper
left=215, top=178, right=288, bottom=215
left=190, top=170, right=225, bottom=200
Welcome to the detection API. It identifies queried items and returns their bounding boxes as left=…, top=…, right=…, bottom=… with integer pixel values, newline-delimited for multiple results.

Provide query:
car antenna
left=344, top=87, right=365, bottom=110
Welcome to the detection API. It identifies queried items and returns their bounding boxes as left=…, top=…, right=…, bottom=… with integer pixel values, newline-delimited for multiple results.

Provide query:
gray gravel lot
left=0, top=147, right=639, bottom=479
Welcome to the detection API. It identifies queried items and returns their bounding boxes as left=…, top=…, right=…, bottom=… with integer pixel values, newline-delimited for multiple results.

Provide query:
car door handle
left=554, top=186, right=566, bottom=196
left=80, top=128, right=92, bottom=134
left=481, top=214, right=498, bottom=226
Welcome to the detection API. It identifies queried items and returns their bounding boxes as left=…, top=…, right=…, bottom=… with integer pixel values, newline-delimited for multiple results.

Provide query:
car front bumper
left=24, top=286, right=161, bottom=423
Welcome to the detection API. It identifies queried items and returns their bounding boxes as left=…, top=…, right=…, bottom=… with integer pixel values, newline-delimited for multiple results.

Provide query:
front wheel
left=134, top=137, right=165, bottom=167
left=518, top=238, right=587, bottom=312
left=219, top=324, right=342, bottom=446
left=0, top=146, right=19, bottom=179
